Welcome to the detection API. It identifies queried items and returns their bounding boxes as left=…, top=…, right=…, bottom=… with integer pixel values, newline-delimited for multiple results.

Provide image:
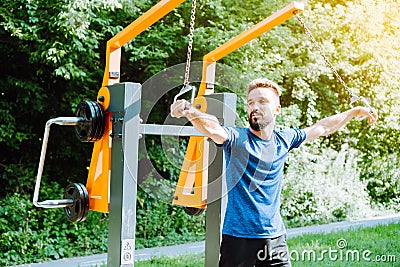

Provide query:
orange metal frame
left=172, top=2, right=304, bottom=208
left=86, top=0, right=304, bottom=212
left=87, top=0, right=185, bottom=213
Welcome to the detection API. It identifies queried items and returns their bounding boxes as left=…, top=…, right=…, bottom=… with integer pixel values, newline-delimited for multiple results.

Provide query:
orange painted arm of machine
left=102, top=0, right=186, bottom=87
left=198, top=1, right=305, bottom=96
left=173, top=2, right=304, bottom=209
left=87, top=0, right=186, bottom=213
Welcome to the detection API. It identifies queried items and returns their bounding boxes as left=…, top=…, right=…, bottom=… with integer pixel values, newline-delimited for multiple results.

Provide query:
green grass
left=287, top=222, right=400, bottom=266
left=135, top=254, right=205, bottom=267
left=130, top=222, right=399, bottom=266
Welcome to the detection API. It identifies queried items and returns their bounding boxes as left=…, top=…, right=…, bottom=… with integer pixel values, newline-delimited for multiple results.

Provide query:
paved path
left=14, top=214, right=400, bottom=267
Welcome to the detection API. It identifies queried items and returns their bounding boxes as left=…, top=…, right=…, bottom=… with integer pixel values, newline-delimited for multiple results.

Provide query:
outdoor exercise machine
left=33, top=0, right=372, bottom=266
left=32, top=1, right=304, bottom=266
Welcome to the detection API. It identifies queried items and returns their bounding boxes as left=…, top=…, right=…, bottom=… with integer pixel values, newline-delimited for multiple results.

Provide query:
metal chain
left=183, top=0, right=196, bottom=87
left=295, top=13, right=358, bottom=101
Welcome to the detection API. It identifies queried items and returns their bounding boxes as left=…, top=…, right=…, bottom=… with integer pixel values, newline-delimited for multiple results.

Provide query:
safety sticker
left=121, top=239, right=135, bottom=265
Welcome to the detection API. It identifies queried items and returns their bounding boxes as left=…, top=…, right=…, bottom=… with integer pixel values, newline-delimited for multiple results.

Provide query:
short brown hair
left=247, top=78, right=282, bottom=97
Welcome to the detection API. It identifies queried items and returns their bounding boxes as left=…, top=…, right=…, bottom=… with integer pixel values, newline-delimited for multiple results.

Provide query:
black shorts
left=219, top=234, right=291, bottom=267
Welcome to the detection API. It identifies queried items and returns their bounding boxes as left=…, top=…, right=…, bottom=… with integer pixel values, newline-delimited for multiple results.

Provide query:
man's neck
left=249, top=123, right=275, bottom=140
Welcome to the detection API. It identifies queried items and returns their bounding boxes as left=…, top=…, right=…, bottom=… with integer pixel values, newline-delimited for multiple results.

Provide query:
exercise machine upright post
left=106, top=83, right=142, bottom=266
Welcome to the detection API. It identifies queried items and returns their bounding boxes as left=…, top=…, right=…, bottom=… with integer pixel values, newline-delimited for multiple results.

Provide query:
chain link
left=183, top=0, right=196, bottom=87
left=295, top=13, right=358, bottom=100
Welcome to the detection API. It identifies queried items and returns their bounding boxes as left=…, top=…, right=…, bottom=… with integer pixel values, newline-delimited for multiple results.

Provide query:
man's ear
left=274, top=104, right=281, bottom=116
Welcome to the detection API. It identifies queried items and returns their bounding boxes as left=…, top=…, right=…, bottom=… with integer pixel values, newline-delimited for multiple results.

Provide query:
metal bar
left=33, top=117, right=83, bottom=208
left=198, top=2, right=304, bottom=95
left=203, top=2, right=304, bottom=63
left=204, top=93, right=237, bottom=267
left=102, top=0, right=185, bottom=86
left=107, top=0, right=185, bottom=50
left=107, top=83, right=142, bottom=267
left=205, top=144, right=224, bottom=267
left=36, top=199, right=74, bottom=208
left=139, top=124, right=206, bottom=137
left=173, top=85, right=197, bottom=104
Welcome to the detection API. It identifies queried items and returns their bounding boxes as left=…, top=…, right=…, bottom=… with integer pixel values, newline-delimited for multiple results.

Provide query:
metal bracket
left=173, top=85, right=197, bottom=104
left=33, top=117, right=84, bottom=208
left=350, top=95, right=374, bottom=113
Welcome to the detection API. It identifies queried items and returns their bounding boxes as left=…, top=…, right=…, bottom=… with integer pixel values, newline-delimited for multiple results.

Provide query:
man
left=170, top=78, right=378, bottom=267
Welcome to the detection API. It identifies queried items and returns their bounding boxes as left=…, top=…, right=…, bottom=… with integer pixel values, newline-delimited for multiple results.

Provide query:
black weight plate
left=64, top=183, right=84, bottom=222
left=85, top=101, right=97, bottom=142
left=75, top=101, right=94, bottom=142
left=89, top=101, right=100, bottom=141
left=89, top=101, right=105, bottom=141
left=64, top=183, right=83, bottom=222
left=95, top=101, right=105, bottom=140
left=87, top=101, right=97, bottom=142
left=75, top=106, right=88, bottom=141
left=64, top=183, right=89, bottom=222
left=75, top=183, right=89, bottom=222
left=183, top=206, right=205, bottom=216
left=75, top=101, right=105, bottom=142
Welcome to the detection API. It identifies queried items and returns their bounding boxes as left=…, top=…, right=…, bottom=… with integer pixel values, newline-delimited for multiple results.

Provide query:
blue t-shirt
left=220, top=127, right=306, bottom=238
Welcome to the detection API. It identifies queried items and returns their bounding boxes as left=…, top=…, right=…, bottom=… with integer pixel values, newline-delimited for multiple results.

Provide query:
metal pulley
left=75, top=100, right=105, bottom=142
left=64, top=183, right=89, bottom=222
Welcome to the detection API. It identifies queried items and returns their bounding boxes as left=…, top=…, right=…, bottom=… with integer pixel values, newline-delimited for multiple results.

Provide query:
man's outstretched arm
left=170, top=99, right=228, bottom=145
left=304, top=106, right=378, bottom=142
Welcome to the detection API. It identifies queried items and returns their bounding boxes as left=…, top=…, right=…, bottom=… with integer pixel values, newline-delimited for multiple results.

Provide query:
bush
left=0, top=180, right=205, bottom=266
left=0, top=188, right=108, bottom=266
left=282, top=143, right=379, bottom=227
left=136, top=188, right=205, bottom=249
left=361, top=153, right=400, bottom=212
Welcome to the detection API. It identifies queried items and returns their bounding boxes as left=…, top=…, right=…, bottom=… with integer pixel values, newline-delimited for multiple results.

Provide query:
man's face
left=247, top=87, right=281, bottom=131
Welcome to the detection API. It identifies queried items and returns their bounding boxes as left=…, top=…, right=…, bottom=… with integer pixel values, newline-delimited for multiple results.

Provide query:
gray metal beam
left=139, top=124, right=205, bottom=137
left=107, top=83, right=142, bottom=267
left=204, top=93, right=237, bottom=267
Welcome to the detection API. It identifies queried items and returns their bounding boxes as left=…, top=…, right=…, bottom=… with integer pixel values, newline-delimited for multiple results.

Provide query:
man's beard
left=248, top=111, right=272, bottom=131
